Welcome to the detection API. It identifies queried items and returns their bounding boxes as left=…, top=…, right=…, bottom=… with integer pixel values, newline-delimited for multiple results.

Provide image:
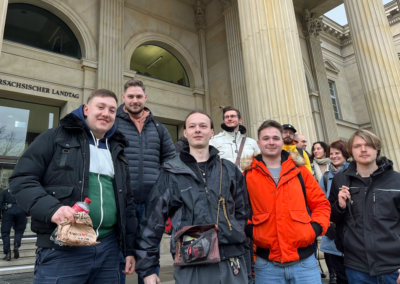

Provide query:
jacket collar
left=344, top=156, right=393, bottom=178
left=250, top=151, right=300, bottom=180
left=60, top=112, right=128, bottom=147
left=221, top=123, right=247, bottom=135
left=116, top=105, right=154, bottom=125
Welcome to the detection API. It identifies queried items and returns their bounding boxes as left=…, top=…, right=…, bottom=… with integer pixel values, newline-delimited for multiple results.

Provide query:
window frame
left=328, top=80, right=341, bottom=120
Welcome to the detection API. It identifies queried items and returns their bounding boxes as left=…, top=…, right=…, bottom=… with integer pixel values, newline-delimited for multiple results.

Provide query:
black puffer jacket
left=8, top=113, right=137, bottom=256
left=329, top=157, right=400, bottom=276
left=116, top=106, right=176, bottom=204
left=135, top=146, right=249, bottom=278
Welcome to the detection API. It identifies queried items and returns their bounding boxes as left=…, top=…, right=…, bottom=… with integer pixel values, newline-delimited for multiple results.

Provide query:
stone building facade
left=1, top=0, right=400, bottom=181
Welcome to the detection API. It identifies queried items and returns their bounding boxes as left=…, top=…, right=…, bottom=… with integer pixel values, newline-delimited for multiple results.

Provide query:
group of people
left=5, top=79, right=400, bottom=284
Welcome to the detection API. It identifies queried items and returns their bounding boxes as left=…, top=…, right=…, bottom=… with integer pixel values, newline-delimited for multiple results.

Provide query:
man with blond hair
left=329, top=129, right=400, bottom=283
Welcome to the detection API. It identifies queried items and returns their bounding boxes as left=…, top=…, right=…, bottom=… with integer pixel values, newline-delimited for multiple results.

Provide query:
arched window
left=130, top=45, right=190, bottom=87
left=4, top=4, right=81, bottom=59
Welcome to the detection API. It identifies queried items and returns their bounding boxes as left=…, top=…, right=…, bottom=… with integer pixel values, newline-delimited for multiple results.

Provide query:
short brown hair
left=257, top=120, right=283, bottom=138
left=87, top=89, right=118, bottom=104
left=184, top=110, right=214, bottom=130
left=124, top=79, right=146, bottom=93
left=347, top=129, right=382, bottom=159
left=222, top=106, right=241, bottom=119
left=328, top=140, right=350, bottom=161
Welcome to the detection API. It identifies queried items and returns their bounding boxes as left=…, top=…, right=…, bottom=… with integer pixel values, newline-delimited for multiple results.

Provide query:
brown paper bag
left=56, top=212, right=100, bottom=246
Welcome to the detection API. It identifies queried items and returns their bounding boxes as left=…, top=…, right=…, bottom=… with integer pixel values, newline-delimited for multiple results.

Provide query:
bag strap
left=216, top=158, right=232, bottom=231
left=297, top=172, right=311, bottom=215
left=235, top=137, right=247, bottom=166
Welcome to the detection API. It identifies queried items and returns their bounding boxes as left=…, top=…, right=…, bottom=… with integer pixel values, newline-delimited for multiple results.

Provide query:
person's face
left=223, top=110, right=242, bottom=130
left=184, top=113, right=214, bottom=149
left=83, top=96, right=117, bottom=139
left=282, top=129, right=294, bottom=145
left=330, top=147, right=346, bottom=168
left=352, top=136, right=378, bottom=167
left=257, top=127, right=284, bottom=158
left=296, top=134, right=307, bottom=150
left=313, top=143, right=326, bottom=159
left=122, top=86, right=147, bottom=115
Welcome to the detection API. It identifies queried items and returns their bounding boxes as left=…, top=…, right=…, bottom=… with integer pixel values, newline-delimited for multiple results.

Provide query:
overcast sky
left=325, top=0, right=393, bottom=25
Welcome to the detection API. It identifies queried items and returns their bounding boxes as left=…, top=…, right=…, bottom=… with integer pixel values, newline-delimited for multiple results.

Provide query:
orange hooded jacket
left=243, top=151, right=330, bottom=263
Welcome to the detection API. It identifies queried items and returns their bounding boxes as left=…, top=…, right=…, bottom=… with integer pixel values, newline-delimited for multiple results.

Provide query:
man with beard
left=282, top=124, right=312, bottom=172
left=210, top=106, right=259, bottom=170
left=116, top=79, right=176, bottom=284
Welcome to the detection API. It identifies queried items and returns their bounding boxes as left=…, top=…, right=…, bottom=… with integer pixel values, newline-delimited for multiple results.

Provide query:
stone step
left=0, top=257, right=35, bottom=269
left=0, top=265, right=34, bottom=276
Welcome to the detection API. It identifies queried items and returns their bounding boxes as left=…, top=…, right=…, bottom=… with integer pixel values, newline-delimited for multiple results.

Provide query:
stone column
left=97, top=0, right=125, bottom=100
left=303, top=10, right=339, bottom=143
left=220, top=0, right=251, bottom=135
left=344, top=0, right=400, bottom=168
left=0, top=0, right=8, bottom=58
left=237, top=0, right=317, bottom=142
left=194, top=0, right=211, bottom=113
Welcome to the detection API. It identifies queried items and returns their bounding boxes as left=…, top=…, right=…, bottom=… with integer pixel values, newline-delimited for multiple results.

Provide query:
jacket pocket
left=43, top=186, right=74, bottom=204
left=373, top=189, right=400, bottom=219
left=288, top=210, right=315, bottom=249
left=252, top=213, right=272, bottom=248
left=55, top=141, right=81, bottom=171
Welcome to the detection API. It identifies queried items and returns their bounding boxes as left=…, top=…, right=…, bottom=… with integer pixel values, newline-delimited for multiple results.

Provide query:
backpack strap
left=297, top=172, right=310, bottom=215
left=153, top=119, right=164, bottom=164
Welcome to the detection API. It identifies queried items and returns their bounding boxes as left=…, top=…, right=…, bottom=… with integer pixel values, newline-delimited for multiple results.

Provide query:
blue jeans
left=119, top=203, right=160, bottom=284
left=34, top=232, right=119, bottom=284
left=346, top=268, right=398, bottom=284
left=254, top=255, right=321, bottom=284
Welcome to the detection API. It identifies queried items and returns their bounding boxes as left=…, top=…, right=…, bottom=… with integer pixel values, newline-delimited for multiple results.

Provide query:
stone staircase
left=0, top=219, right=36, bottom=276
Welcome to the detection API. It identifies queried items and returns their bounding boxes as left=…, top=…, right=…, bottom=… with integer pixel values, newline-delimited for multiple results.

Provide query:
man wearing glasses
left=210, top=106, right=259, bottom=170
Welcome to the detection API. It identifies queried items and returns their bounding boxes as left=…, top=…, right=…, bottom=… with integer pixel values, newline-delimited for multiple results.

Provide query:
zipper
left=138, top=132, right=143, bottom=201
left=374, top=189, right=400, bottom=192
left=373, top=192, right=376, bottom=214
left=81, top=137, right=87, bottom=201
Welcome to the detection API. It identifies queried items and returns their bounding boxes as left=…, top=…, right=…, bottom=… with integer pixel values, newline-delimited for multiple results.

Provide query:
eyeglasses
left=282, top=130, right=294, bottom=136
left=224, top=115, right=238, bottom=119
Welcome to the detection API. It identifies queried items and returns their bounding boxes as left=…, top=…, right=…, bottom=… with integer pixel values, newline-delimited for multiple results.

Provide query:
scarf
left=313, top=157, right=331, bottom=182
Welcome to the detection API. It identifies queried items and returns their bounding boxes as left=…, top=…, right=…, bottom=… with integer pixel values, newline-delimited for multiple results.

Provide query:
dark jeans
left=119, top=203, right=160, bottom=284
left=346, top=268, right=398, bottom=284
left=33, top=232, right=119, bottom=284
left=1, top=206, right=27, bottom=254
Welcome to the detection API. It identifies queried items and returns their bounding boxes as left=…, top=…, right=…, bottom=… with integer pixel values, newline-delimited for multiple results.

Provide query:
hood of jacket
left=221, top=123, right=247, bottom=134
left=241, top=150, right=305, bottom=172
left=62, top=106, right=127, bottom=147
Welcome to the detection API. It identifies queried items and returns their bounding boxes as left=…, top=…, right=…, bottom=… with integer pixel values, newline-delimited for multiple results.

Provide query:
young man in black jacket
left=329, top=129, right=400, bottom=283
left=135, top=110, right=249, bottom=284
left=9, top=89, right=137, bottom=283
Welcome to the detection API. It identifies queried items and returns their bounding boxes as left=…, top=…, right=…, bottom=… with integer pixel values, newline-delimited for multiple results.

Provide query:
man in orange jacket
left=242, top=120, right=330, bottom=284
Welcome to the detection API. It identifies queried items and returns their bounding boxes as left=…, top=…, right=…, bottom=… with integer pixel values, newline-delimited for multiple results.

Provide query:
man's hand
left=397, top=269, right=400, bottom=284
left=338, top=186, right=352, bottom=209
left=51, top=206, right=76, bottom=225
left=143, top=274, right=161, bottom=284
left=123, top=256, right=135, bottom=275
